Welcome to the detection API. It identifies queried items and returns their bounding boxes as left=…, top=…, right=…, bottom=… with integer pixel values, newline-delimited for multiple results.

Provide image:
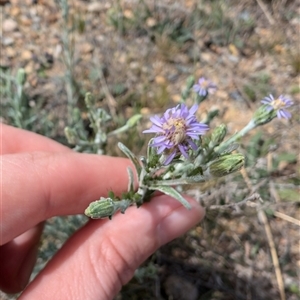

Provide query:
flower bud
left=84, top=92, right=94, bottom=108
left=208, top=153, right=244, bottom=177
left=85, top=198, right=116, bottom=219
left=126, top=114, right=142, bottom=128
left=85, top=198, right=131, bottom=219
left=211, top=124, right=227, bottom=145
left=253, top=105, right=277, bottom=126
left=181, top=75, right=195, bottom=100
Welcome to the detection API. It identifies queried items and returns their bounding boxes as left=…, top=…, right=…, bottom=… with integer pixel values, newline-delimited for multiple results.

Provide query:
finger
left=0, top=124, right=70, bottom=154
left=0, top=223, right=44, bottom=294
left=2, top=152, right=134, bottom=244
left=20, top=195, right=205, bottom=299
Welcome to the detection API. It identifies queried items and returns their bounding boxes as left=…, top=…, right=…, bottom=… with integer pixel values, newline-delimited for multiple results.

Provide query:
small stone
left=2, top=37, right=14, bottom=46
left=20, top=16, right=32, bottom=26
left=215, top=90, right=228, bottom=99
left=171, top=94, right=181, bottom=103
left=3, top=19, right=18, bottom=32
left=87, top=2, right=104, bottom=13
left=28, top=74, right=38, bottom=87
left=201, top=52, right=212, bottom=62
left=6, top=47, right=16, bottom=58
left=123, top=9, right=134, bottom=19
left=21, top=50, right=33, bottom=61
left=24, top=62, right=35, bottom=73
left=140, top=107, right=150, bottom=115
left=146, top=17, right=157, bottom=27
left=10, top=6, right=21, bottom=16
left=228, top=43, right=239, bottom=56
left=155, top=76, right=166, bottom=85
left=129, top=61, right=139, bottom=70
left=80, top=43, right=94, bottom=54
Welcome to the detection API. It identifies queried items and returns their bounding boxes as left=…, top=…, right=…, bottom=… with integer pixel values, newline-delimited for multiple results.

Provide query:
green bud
left=16, top=68, right=26, bottom=85
left=85, top=198, right=116, bottom=219
left=85, top=198, right=131, bottom=219
left=126, top=114, right=142, bottom=128
left=208, top=153, right=244, bottom=177
left=253, top=105, right=277, bottom=126
left=211, top=124, right=227, bottom=145
left=181, top=75, right=195, bottom=100
left=186, top=75, right=195, bottom=89
left=84, top=92, right=94, bottom=108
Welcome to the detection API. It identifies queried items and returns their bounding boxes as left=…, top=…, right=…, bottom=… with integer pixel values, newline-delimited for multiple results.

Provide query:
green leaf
left=152, top=175, right=206, bottom=186
left=127, top=167, right=134, bottom=192
left=149, top=186, right=191, bottom=209
left=118, top=142, right=142, bottom=176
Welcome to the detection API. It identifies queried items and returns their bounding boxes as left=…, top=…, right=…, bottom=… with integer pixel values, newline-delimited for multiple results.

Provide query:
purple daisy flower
left=143, top=104, right=209, bottom=165
left=261, top=94, right=293, bottom=119
left=193, top=77, right=217, bottom=97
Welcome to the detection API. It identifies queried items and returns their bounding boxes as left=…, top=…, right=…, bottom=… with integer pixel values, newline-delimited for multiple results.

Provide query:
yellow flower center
left=163, top=118, right=187, bottom=145
left=271, top=98, right=285, bottom=110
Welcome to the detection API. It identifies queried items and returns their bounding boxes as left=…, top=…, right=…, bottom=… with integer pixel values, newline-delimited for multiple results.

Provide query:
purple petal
left=178, top=144, right=189, bottom=158
left=164, top=151, right=177, bottom=165
left=187, top=139, right=198, bottom=150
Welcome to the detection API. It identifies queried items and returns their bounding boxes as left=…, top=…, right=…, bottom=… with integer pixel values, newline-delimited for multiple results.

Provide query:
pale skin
left=0, top=124, right=205, bottom=299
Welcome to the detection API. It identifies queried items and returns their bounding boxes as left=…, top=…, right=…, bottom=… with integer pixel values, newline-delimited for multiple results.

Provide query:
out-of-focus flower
left=143, top=104, right=209, bottom=164
left=193, top=77, right=217, bottom=97
left=261, top=94, right=293, bottom=119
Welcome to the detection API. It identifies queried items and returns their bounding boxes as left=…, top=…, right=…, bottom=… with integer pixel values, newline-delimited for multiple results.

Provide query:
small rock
left=129, top=61, right=140, bottom=70
left=10, top=6, right=21, bottom=16
left=87, top=2, right=104, bottom=13
left=155, top=76, right=166, bottom=85
left=123, top=9, right=134, bottom=19
left=215, top=90, right=228, bottom=99
left=146, top=17, right=157, bottom=27
left=2, top=37, right=14, bottom=46
left=6, top=47, right=16, bottom=58
left=80, top=43, right=94, bottom=54
left=28, top=74, right=38, bottom=87
left=21, top=50, right=33, bottom=61
left=3, top=19, right=18, bottom=32
left=201, top=52, right=212, bottom=62
left=228, top=43, right=239, bottom=56
left=171, top=94, right=181, bottom=103
left=20, top=16, right=32, bottom=26
left=24, top=61, right=35, bottom=73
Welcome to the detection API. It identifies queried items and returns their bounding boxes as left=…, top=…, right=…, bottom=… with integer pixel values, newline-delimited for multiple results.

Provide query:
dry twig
left=273, top=211, right=300, bottom=226
left=255, top=0, right=275, bottom=25
left=241, top=166, right=286, bottom=300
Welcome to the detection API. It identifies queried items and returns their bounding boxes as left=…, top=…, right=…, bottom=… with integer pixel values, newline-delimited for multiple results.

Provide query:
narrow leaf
left=118, top=142, right=142, bottom=176
left=127, top=167, right=134, bottom=192
left=149, top=186, right=191, bottom=209
left=152, top=175, right=206, bottom=186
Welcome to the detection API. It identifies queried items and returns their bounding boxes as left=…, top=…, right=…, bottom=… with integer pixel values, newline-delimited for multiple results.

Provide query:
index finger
left=0, top=124, right=70, bottom=154
left=2, top=152, right=133, bottom=245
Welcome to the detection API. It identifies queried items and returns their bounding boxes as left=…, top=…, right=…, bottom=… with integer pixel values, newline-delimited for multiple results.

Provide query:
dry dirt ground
left=1, top=0, right=299, bottom=299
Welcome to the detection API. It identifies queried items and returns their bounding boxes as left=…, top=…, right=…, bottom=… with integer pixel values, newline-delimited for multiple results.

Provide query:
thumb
left=20, top=195, right=205, bottom=300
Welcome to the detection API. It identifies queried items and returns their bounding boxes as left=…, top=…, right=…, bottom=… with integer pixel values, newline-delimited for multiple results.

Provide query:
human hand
left=0, top=124, right=205, bottom=299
